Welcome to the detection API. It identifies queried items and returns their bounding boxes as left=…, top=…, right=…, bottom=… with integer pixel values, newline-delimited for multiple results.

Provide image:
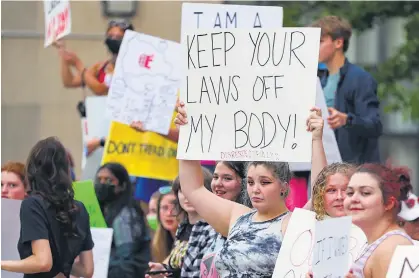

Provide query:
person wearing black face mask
left=104, top=37, right=122, bottom=55
left=95, top=182, right=118, bottom=204
left=55, top=20, right=135, bottom=162
left=56, top=20, right=134, bottom=96
left=94, top=162, right=151, bottom=278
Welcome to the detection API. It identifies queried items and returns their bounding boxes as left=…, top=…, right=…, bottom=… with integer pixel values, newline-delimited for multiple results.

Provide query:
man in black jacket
left=312, top=16, right=382, bottom=164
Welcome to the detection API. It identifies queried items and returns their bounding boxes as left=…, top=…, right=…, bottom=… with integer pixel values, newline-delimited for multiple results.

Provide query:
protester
left=1, top=137, right=94, bottom=278
left=57, top=20, right=133, bottom=95
left=312, top=15, right=382, bottom=164
left=147, top=168, right=212, bottom=278
left=174, top=101, right=324, bottom=276
left=398, top=192, right=419, bottom=243
left=200, top=161, right=250, bottom=278
left=148, top=191, right=161, bottom=232
left=94, top=162, right=151, bottom=278
left=343, top=163, right=414, bottom=277
left=1, top=161, right=28, bottom=200
left=312, top=162, right=356, bottom=220
left=151, top=187, right=179, bottom=263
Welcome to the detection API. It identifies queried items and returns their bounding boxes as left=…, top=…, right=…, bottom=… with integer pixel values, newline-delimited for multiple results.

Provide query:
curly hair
left=26, top=137, right=78, bottom=237
left=312, top=162, right=356, bottom=220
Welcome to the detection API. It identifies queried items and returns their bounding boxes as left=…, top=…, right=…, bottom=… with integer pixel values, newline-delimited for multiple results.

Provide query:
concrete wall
left=1, top=1, right=216, bottom=177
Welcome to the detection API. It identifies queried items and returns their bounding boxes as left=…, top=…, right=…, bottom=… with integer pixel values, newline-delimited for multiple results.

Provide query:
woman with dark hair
left=56, top=20, right=134, bottom=96
left=200, top=161, right=250, bottom=278
left=342, top=163, right=414, bottom=278
left=94, top=162, right=151, bottom=278
left=1, top=137, right=94, bottom=278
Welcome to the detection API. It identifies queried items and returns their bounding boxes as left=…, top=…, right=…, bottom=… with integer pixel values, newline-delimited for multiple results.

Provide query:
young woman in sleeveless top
left=175, top=101, right=325, bottom=277
left=342, top=163, right=414, bottom=278
left=57, top=20, right=134, bottom=96
left=200, top=161, right=250, bottom=278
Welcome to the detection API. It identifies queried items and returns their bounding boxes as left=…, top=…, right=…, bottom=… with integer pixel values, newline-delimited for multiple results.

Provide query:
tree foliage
left=266, top=1, right=419, bottom=121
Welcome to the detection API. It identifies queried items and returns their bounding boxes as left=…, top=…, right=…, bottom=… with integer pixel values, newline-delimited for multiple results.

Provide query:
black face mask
left=95, top=183, right=117, bottom=203
left=105, top=38, right=122, bottom=55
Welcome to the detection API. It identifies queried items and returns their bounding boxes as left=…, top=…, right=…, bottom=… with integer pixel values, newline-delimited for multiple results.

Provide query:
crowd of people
left=1, top=13, right=418, bottom=278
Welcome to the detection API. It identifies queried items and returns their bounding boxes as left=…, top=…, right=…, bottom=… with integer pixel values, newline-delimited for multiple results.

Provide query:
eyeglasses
left=108, top=20, right=133, bottom=31
left=159, top=186, right=172, bottom=195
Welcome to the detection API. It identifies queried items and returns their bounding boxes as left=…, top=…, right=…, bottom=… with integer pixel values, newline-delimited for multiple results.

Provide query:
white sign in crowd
left=0, top=2, right=413, bottom=278
left=43, top=0, right=71, bottom=47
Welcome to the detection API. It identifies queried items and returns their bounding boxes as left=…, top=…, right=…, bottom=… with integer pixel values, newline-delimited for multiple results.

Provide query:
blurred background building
left=2, top=1, right=418, bottom=192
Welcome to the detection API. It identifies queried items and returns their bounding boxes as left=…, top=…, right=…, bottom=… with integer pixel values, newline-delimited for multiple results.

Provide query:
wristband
left=81, top=68, right=87, bottom=87
left=99, top=138, right=106, bottom=147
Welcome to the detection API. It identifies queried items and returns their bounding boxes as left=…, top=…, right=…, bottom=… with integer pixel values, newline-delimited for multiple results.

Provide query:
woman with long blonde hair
left=312, top=162, right=356, bottom=220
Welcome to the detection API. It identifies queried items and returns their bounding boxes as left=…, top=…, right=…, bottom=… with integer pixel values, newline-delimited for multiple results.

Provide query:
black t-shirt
left=18, top=195, right=94, bottom=278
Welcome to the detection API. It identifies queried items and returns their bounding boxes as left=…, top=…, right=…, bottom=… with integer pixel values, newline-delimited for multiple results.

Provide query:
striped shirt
left=351, top=230, right=413, bottom=277
left=181, top=220, right=218, bottom=277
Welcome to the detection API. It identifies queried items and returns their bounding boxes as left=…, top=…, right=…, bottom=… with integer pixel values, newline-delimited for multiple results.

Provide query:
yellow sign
left=101, top=120, right=179, bottom=181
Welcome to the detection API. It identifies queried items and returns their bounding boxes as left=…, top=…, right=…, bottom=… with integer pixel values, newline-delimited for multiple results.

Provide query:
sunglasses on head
left=159, top=186, right=172, bottom=195
left=108, top=20, right=133, bottom=31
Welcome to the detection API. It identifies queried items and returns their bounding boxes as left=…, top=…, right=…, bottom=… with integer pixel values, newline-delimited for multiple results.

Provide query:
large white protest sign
left=177, top=28, right=320, bottom=162
left=90, top=228, right=113, bottom=278
left=312, top=216, right=352, bottom=277
left=1, top=199, right=24, bottom=278
left=106, top=30, right=180, bottom=135
left=273, top=208, right=367, bottom=278
left=289, top=78, right=342, bottom=171
left=387, top=245, right=419, bottom=278
left=181, top=3, right=283, bottom=30
left=43, top=0, right=71, bottom=47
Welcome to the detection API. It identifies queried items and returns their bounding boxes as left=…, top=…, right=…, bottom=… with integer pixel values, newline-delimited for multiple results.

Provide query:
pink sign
left=286, top=177, right=308, bottom=211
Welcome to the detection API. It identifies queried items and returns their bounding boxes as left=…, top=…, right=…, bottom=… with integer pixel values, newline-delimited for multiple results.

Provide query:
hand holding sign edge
left=174, top=101, right=188, bottom=128
left=306, top=107, right=324, bottom=141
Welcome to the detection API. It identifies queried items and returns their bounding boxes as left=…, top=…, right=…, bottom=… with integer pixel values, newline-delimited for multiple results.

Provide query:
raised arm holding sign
left=176, top=104, right=324, bottom=277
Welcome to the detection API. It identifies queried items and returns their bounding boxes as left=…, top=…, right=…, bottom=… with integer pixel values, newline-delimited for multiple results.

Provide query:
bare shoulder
left=229, top=204, right=253, bottom=231
left=88, top=60, right=107, bottom=73
left=375, top=234, right=413, bottom=253
left=367, top=233, right=413, bottom=277
left=281, top=212, right=292, bottom=236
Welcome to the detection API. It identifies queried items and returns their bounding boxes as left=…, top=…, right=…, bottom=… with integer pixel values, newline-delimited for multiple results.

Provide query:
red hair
left=1, top=161, right=27, bottom=189
left=357, top=162, right=412, bottom=214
